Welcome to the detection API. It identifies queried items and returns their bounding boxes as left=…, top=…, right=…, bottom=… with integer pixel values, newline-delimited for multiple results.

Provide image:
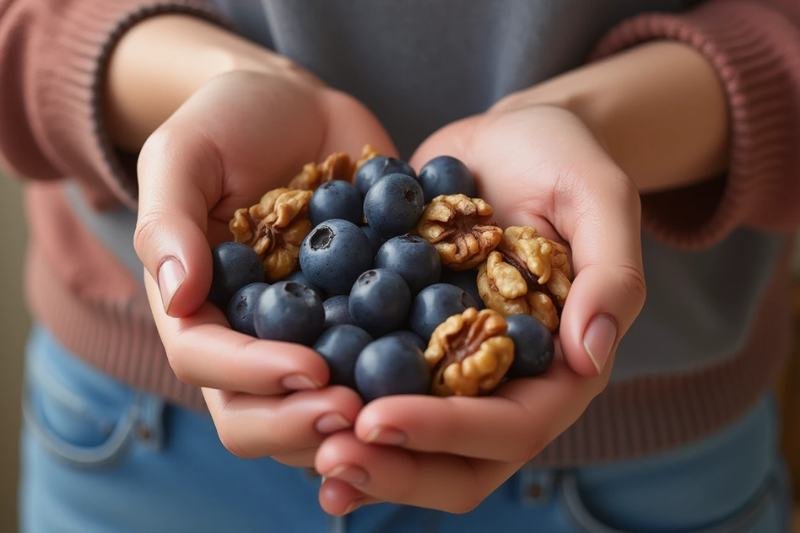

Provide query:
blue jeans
left=20, top=327, right=791, bottom=532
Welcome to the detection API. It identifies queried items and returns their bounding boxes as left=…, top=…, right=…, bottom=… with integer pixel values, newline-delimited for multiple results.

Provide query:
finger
left=204, top=386, right=363, bottom=458
left=145, top=273, right=330, bottom=394
left=134, top=122, right=221, bottom=317
left=315, top=89, right=398, bottom=158
left=272, top=449, right=319, bottom=468
left=316, top=432, right=519, bottom=514
left=318, top=478, right=378, bottom=516
left=354, top=357, right=602, bottom=461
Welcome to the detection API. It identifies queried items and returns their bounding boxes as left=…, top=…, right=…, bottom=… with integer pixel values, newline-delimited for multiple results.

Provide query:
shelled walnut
left=288, top=144, right=379, bottom=190
left=229, top=188, right=312, bottom=281
left=424, top=308, right=514, bottom=396
left=416, top=194, right=503, bottom=270
left=477, top=226, right=573, bottom=331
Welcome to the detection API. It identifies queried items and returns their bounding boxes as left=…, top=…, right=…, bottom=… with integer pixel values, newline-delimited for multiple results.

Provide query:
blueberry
left=355, top=337, right=430, bottom=401
left=505, top=315, right=554, bottom=378
left=364, top=174, right=424, bottom=238
left=209, top=242, right=264, bottom=308
left=384, top=330, right=427, bottom=351
left=226, top=282, right=270, bottom=336
left=314, top=325, right=372, bottom=388
left=409, top=283, right=479, bottom=340
left=299, top=219, right=373, bottom=295
left=375, top=235, right=441, bottom=294
left=354, top=156, right=417, bottom=195
left=349, top=269, right=411, bottom=336
left=418, top=155, right=477, bottom=203
left=361, top=225, right=386, bottom=255
left=441, top=268, right=483, bottom=309
left=323, top=295, right=353, bottom=328
left=309, top=180, right=363, bottom=226
left=254, top=281, right=325, bottom=345
left=284, top=270, right=325, bottom=300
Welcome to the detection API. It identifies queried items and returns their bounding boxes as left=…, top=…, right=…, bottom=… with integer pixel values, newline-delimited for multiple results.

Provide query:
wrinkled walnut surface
left=416, top=194, right=503, bottom=271
left=477, top=226, right=573, bottom=332
left=229, top=188, right=312, bottom=281
left=288, top=145, right=379, bottom=190
left=424, top=307, right=514, bottom=396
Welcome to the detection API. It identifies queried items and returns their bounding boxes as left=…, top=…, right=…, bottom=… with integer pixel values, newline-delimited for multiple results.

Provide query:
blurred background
left=0, top=174, right=798, bottom=531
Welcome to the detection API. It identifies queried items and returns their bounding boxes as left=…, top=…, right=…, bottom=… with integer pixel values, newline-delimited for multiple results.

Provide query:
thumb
left=133, top=127, right=219, bottom=317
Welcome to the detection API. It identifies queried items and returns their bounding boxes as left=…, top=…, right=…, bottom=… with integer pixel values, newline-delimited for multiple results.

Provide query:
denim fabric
left=20, top=327, right=791, bottom=533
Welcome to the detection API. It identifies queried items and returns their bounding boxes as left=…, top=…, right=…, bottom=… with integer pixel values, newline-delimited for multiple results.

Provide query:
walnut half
left=416, top=194, right=503, bottom=271
left=288, top=144, right=379, bottom=190
left=229, top=188, right=312, bottom=281
left=477, top=226, right=573, bottom=332
left=424, top=308, right=514, bottom=396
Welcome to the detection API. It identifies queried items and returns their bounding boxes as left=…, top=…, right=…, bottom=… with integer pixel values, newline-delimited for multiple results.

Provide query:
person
left=2, top=0, right=799, bottom=531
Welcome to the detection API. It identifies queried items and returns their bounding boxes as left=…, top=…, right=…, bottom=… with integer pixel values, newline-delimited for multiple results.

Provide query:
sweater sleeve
left=592, top=0, right=800, bottom=249
left=0, top=0, right=221, bottom=208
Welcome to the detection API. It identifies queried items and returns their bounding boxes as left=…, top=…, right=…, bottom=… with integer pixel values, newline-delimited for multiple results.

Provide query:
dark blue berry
left=209, top=242, right=264, bottom=308
left=323, top=295, right=353, bottom=328
left=361, top=225, right=386, bottom=255
left=349, top=269, right=411, bottom=336
left=314, top=325, right=372, bottom=388
left=418, top=155, right=477, bottom=203
left=226, top=282, right=270, bottom=336
left=309, top=180, right=363, bottom=226
left=409, top=283, right=478, bottom=340
left=284, top=270, right=325, bottom=300
left=375, top=235, right=441, bottom=294
left=384, top=330, right=427, bottom=351
left=355, top=337, right=430, bottom=401
left=363, top=174, right=424, bottom=238
left=299, top=219, right=373, bottom=295
left=505, top=315, right=554, bottom=378
left=254, top=281, right=324, bottom=345
left=354, top=156, right=417, bottom=195
left=441, top=269, right=483, bottom=309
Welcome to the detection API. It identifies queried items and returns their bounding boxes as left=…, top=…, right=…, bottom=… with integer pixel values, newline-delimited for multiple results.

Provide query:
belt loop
left=133, top=394, right=166, bottom=451
left=519, top=464, right=557, bottom=506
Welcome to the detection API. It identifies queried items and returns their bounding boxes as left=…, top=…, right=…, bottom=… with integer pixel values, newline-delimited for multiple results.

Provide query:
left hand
left=314, top=104, right=647, bottom=515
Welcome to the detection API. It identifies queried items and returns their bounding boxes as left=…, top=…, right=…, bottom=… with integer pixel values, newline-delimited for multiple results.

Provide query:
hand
left=315, top=105, right=646, bottom=513
left=135, top=69, right=395, bottom=466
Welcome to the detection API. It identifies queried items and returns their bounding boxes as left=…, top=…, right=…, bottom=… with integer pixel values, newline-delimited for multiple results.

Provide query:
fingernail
left=583, top=314, right=617, bottom=374
left=281, top=374, right=320, bottom=391
left=365, top=426, right=407, bottom=446
left=157, top=257, right=185, bottom=313
left=328, top=464, right=368, bottom=486
left=315, top=413, right=352, bottom=434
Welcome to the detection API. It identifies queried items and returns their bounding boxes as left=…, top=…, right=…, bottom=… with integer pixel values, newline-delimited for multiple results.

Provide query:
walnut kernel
left=229, top=188, right=312, bottom=281
left=287, top=145, right=380, bottom=190
left=416, top=194, right=503, bottom=270
left=424, top=308, right=514, bottom=396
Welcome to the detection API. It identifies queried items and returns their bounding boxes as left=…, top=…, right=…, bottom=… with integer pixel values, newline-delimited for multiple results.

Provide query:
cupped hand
left=135, top=69, right=395, bottom=466
left=315, top=105, right=646, bottom=513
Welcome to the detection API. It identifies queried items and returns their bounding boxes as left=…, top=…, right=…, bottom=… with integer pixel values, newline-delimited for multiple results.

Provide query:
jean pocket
left=22, top=328, right=140, bottom=467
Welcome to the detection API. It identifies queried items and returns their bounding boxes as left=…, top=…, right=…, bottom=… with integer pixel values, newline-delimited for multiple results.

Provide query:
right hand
left=134, top=68, right=395, bottom=467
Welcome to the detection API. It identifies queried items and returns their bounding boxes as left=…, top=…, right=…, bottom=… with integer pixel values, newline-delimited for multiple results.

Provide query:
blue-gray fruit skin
left=383, top=330, right=427, bottom=351
left=209, top=242, right=264, bottom=308
left=299, top=219, right=373, bottom=295
left=284, top=270, right=325, bottom=300
left=409, top=283, right=478, bottom=340
left=418, top=155, right=477, bottom=203
left=309, top=180, right=363, bottom=226
left=226, top=282, right=270, bottom=336
left=323, top=295, right=353, bottom=329
left=441, top=268, right=483, bottom=309
left=349, top=269, right=411, bottom=337
left=361, top=225, right=386, bottom=255
left=355, top=337, right=430, bottom=402
left=254, top=281, right=325, bottom=346
left=314, top=325, right=372, bottom=388
left=375, top=235, right=441, bottom=294
left=505, top=315, right=554, bottom=378
left=363, top=174, right=424, bottom=238
left=354, top=156, right=417, bottom=195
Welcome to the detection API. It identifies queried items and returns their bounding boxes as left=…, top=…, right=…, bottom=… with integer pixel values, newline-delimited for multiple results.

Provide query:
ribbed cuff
left=32, top=1, right=223, bottom=209
left=592, top=1, right=800, bottom=248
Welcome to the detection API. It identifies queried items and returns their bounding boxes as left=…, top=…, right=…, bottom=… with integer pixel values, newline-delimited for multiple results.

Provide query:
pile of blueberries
left=209, top=155, right=553, bottom=401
